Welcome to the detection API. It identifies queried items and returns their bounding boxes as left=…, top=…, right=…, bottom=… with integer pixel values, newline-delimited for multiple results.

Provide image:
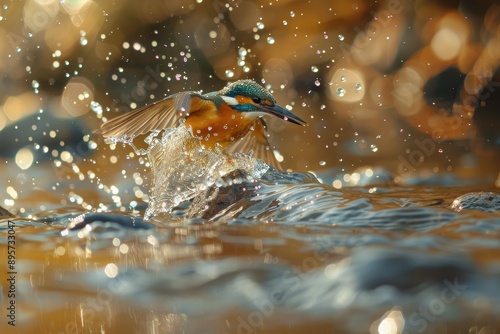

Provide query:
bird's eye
left=252, top=97, right=261, bottom=104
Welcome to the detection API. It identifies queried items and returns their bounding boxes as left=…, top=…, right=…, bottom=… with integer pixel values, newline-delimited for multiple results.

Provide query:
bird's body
left=98, top=80, right=306, bottom=167
left=183, top=97, right=256, bottom=151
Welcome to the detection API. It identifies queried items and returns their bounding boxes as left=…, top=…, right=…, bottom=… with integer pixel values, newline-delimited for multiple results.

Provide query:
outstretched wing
left=97, top=91, right=212, bottom=140
left=224, top=117, right=282, bottom=169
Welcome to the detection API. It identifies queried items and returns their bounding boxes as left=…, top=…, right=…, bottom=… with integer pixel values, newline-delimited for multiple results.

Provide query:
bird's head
left=218, top=80, right=306, bottom=126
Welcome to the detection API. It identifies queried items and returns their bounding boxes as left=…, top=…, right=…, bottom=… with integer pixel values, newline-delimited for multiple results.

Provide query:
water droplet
left=319, top=161, right=326, bottom=166
left=340, top=76, right=346, bottom=82
left=355, top=83, right=362, bottom=91
left=238, top=47, right=247, bottom=57
left=32, top=80, right=39, bottom=94
left=282, top=20, right=288, bottom=26
left=314, top=80, right=321, bottom=87
left=290, top=11, right=295, bottom=17
left=90, top=101, right=103, bottom=115
left=133, top=42, right=141, bottom=51
left=267, top=36, right=275, bottom=44
left=225, top=70, right=234, bottom=78
left=370, top=144, right=378, bottom=152
left=256, top=22, right=264, bottom=30
left=338, top=34, right=345, bottom=41
left=336, top=87, right=346, bottom=97
left=311, top=66, right=319, bottom=73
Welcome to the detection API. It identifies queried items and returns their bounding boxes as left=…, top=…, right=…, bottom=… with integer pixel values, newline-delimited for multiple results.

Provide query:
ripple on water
left=39, top=246, right=500, bottom=333
left=184, top=169, right=459, bottom=231
left=2, top=177, right=500, bottom=333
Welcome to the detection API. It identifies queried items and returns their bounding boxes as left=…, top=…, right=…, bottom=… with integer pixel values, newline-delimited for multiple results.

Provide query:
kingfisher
left=97, top=79, right=306, bottom=167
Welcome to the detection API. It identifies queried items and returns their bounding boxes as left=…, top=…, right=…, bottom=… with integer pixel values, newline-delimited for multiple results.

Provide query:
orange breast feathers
left=184, top=101, right=255, bottom=151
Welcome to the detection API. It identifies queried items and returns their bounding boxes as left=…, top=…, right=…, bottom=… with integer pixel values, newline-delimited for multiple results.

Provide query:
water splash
left=108, top=121, right=270, bottom=220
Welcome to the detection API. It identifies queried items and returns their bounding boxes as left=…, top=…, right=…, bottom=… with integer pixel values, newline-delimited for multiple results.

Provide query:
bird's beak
left=259, top=103, right=307, bottom=126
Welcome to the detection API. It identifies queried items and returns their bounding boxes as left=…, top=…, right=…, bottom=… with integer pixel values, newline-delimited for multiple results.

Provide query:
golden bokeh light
left=15, top=147, right=34, bottom=170
left=61, top=77, right=94, bottom=117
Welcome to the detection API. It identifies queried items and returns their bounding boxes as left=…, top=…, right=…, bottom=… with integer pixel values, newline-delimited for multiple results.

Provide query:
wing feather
left=96, top=91, right=207, bottom=139
left=224, top=117, right=282, bottom=169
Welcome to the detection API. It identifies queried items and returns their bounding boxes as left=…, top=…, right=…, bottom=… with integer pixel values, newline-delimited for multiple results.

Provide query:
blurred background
left=0, top=0, right=499, bottom=212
